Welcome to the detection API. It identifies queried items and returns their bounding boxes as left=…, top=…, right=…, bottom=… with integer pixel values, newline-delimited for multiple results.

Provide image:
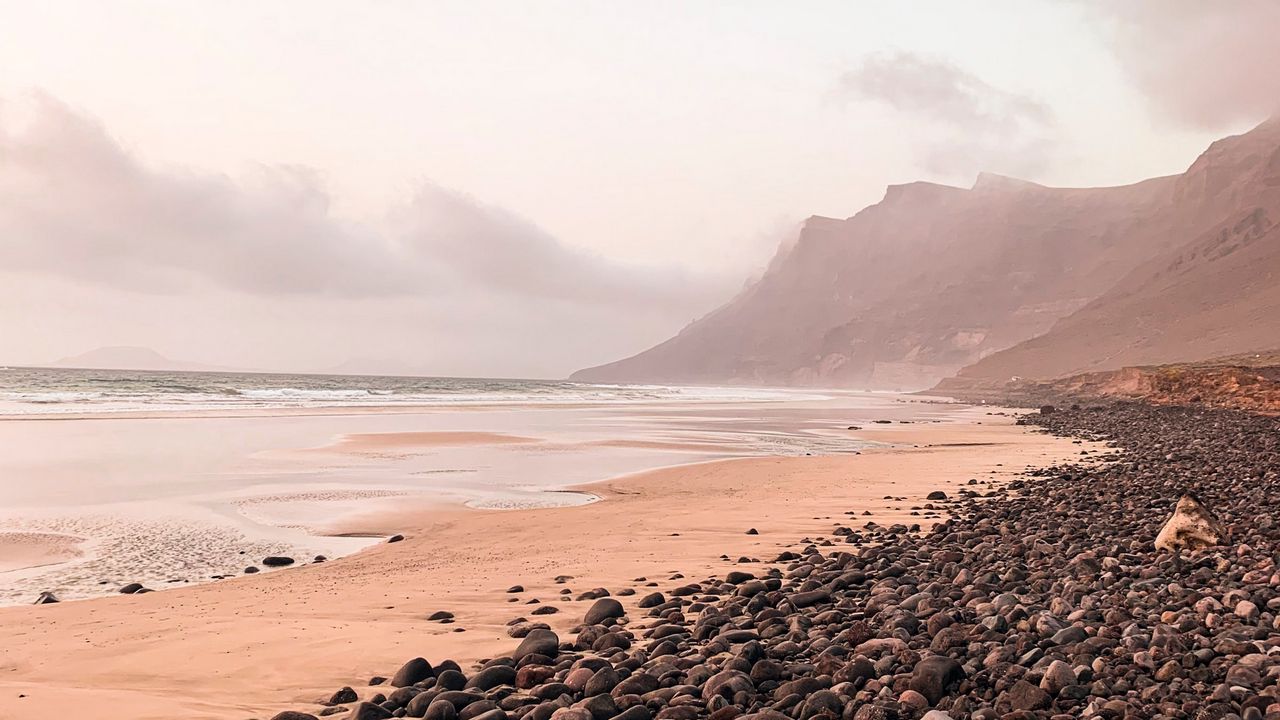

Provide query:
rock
left=745, top=528, right=759, bottom=535
left=530, top=605, right=559, bottom=615
left=346, top=702, right=394, bottom=720
left=898, top=689, right=929, bottom=712
left=1154, top=493, right=1225, bottom=552
left=788, top=590, right=829, bottom=608
left=428, top=611, right=455, bottom=621
left=390, top=657, right=433, bottom=687
left=33, top=591, right=59, bottom=604
left=637, top=592, right=665, bottom=608
left=1001, top=680, right=1050, bottom=712
left=1039, top=405, right=1055, bottom=415
left=926, top=491, right=948, bottom=500
left=272, top=713, right=321, bottom=720
left=582, top=597, right=624, bottom=625
left=244, top=566, right=259, bottom=574
left=262, top=556, right=295, bottom=567
left=465, top=665, right=516, bottom=691
left=328, top=687, right=359, bottom=705
left=1039, top=660, right=1076, bottom=696
left=613, top=707, right=651, bottom=720
left=507, top=585, right=524, bottom=593
left=513, top=628, right=559, bottom=661
left=118, top=583, right=146, bottom=594
left=387, top=534, right=405, bottom=543
left=908, top=656, right=964, bottom=704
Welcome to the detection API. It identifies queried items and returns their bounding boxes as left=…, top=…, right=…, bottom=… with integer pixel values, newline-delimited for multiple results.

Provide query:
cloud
left=395, top=184, right=719, bottom=313
left=839, top=52, right=1055, bottom=178
left=0, top=94, right=726, bottom=307
left=0, top=96, right=408, bottom=296
left=0, top=93, right=736, bottom=375
left=1084, top=0, right=1280, bottom=130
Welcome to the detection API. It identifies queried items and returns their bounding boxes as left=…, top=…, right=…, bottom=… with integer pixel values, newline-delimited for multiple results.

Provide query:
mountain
left=575, top=118, right=1280, bottom=390
left=574, top=173, right=1183, bottom=389
left=944, top=117, right=1280, bottom=388
left=45, top=346, right=230, bottom=372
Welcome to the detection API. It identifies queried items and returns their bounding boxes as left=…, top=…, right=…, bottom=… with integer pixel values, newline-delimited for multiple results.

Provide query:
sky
left=0, top=0, right=1277, bottom=377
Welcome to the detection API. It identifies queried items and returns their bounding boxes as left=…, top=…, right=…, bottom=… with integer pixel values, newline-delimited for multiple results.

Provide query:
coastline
left=0, top=407, right=1091, bottom=720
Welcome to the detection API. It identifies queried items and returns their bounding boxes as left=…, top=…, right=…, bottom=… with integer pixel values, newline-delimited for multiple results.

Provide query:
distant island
left=43, top=346, right=235, bottom=373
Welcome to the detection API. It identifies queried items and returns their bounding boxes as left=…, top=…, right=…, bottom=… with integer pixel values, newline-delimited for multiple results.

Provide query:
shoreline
left=0, top=394, right=928, bottom=603
left=0, top=407, right=1089, bottom=720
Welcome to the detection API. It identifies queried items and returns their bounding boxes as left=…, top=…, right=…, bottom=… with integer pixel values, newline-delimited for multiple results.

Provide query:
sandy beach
left=0, top=406, right=1090, bottom=720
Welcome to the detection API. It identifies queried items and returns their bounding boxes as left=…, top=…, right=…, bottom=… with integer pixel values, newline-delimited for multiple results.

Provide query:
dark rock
left=513, top=629, right=559, bottom=662
left=329, top=687, right=359, bottom=705
left=1001, top=680, right=1050, bottom=712
left=637, top=592, right=665, bottom=608
left=391, top=658, right=434, bottom=688
left=347, top=702, right=395, bottom=720
left=465, top=665, right=516, bottom=691
left=262, top=556, right=295, bottom=567
left=582, top=598, right=624, bottom=625
left=908, top=656, right=964, bottom=704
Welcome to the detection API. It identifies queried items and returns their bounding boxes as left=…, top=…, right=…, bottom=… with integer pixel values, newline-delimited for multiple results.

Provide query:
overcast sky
left=0, top=1, right=1276, bottom=377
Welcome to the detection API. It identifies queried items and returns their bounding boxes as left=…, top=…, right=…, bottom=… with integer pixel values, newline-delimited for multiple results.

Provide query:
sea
left=0, top=367, right=821, bottom=416
left=0, top=367, right=917, bottom=604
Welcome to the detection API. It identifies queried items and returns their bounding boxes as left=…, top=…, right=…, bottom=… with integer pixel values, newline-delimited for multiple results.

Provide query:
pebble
left=270, top=403, right=1280, bottom=720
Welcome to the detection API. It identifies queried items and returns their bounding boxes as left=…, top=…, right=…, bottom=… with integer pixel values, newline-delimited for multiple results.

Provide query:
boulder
left=1154, top=494, right=1226, bottom=552
left=583, top=597, right=625, bottom=625
left=908, top=656, right=964, bottom=704
left=513, top=628, right=560, bottom=661
left=390, top=657, right=434, bottom=687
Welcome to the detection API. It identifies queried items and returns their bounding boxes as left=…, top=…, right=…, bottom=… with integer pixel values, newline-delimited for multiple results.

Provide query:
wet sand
left=0, top=532, right=86, bottom=574
left=0, top=408, right=1090, bottom=720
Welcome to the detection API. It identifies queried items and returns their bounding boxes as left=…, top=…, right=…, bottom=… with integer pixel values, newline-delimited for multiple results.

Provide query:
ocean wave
left=0, top=391, right=104, bottom=404
left=0, top=369, right=834, bottom=415
left=232, top=388, right=384, bottom=400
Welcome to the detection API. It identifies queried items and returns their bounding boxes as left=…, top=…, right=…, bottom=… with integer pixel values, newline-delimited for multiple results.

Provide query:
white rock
left=1154, top=494, right=1225, bottom=552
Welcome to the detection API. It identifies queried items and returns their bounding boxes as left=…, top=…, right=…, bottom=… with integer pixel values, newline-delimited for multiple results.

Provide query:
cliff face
left=573, top=173, right=1180, bottom=389
left=575, top=118, right=1280, bottom=390
left=949, top=117, right=1280, bottom=386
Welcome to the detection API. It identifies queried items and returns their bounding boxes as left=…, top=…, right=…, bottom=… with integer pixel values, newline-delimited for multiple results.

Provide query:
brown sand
left=0, top=411, right=1086, bottom=720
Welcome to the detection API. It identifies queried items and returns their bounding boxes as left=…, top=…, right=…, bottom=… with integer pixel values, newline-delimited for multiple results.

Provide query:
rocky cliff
left=575, top=118, right=1280, bottom=390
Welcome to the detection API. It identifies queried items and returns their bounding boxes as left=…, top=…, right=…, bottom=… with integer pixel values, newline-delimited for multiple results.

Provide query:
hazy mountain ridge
left=575, top=118, right=1280, bottom=390
left=573, top=170, right=1181, bottom=388
left=946, top=116, right=1280, bottom=388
